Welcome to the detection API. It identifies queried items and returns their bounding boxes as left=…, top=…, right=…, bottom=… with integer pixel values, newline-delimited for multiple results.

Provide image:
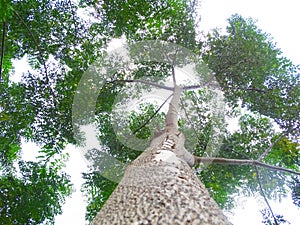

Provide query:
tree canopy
left=0, top=0, right=299, bottom=224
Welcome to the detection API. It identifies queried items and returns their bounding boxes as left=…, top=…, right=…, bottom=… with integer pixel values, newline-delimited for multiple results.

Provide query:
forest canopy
left=0, top=0, right=299, bottom=224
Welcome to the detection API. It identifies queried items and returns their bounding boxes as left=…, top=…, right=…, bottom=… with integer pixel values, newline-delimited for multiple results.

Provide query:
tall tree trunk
left=92, top=86, right=231, bottom=225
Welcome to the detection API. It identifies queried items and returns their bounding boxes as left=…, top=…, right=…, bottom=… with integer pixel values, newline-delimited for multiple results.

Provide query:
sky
left=199, top=0, right=300, bottom=65
left=19, top=0, right=300, bottom=224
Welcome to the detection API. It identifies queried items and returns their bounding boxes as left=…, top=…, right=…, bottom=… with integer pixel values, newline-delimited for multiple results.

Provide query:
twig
left=182, top=83, right=220, bottom=90
left=242, top=87, right=267, bottom=93
left=109, top=79, right=174, bottom=91
left=133, top=93, right=173, bottom=134
left=161, top=43, right=180, bottom=85
left=0, top=21, right=5, bottom=82
left=110, top=79, right=219, bottom=92
left=13, top=10, right=49, bottom=82
left=194, top=156, right=300, bottom=176
left=258, top=128, right=294, bottom=161
left=255, top=166, right=279, bottom=225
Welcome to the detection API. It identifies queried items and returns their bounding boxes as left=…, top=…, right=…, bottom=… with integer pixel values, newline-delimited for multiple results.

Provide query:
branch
left=194, top=156, right=300, bottom=176
left=245, top=87, right=268, bottom=93
left=133, top=93, right=173, bottom=134
left=13, top=10, right=49, bottom=82
left=182, top=84, right=202, bottom=90
left=255, top=166, right=279, bottom=225
left=183, top=83, right=268, bottom=93
left=258, top=127, right=297, bottom=161
left=182, top=82, right=220, bottom=90
left=171, top=65, right=176, bottom=85
left=13, top=10, right=59, bottom=110
left=235, top=86, right=268, bottom=94
left=0, top=21, right=5, bottom=82
left=162, top=46, right=179, bottom=86
left=109, top=79, right=174, bottom=91
left=110, top=79, right=221, bottom=92
left=180, top=98, right=203, bottom=144
left=258, top=132, right=286, bottom=161
left=111, top=79, right=212, bottom=92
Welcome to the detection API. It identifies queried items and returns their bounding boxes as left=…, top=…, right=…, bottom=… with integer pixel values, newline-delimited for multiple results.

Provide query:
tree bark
left=91, top=86, right=231, bottom=225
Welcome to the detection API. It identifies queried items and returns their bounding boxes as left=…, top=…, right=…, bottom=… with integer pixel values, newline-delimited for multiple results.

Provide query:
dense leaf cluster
left=0, top=161, right=72, bottom=224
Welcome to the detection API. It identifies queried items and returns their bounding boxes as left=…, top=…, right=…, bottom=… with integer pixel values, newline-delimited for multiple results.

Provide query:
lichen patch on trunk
left=153, top=149, right=181, bottom=165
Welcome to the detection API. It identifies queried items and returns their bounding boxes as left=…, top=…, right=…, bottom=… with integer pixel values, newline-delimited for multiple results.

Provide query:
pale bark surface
left=92, top=86, right=231, bottom=225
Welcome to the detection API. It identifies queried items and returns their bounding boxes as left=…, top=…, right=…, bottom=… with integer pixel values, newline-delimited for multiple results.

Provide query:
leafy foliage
left=289, top=177, right=300, bottom=208
left=203, top=15, right=300, bottom=135
left=0, top=0, right=93, bottom=223
left=0, top=160, right=72, bottom=225
left=81, top=172, right=117, bottom=223
left=0, top=83, right=36, bottom=170
left=261, top=208, right=290, bottom=225
left=1, top=0, right=299, bottom=224
left=198, top=114, right=297, bottom=211
left=80, top=0, right=198, bottom=49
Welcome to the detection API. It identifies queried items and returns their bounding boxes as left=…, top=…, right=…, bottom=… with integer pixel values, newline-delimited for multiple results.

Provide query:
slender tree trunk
left=92, top=86, right=231, bottom=225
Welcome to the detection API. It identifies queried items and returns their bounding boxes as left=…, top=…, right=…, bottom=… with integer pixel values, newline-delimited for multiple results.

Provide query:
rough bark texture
left=91, top=86, right=231, bottom=225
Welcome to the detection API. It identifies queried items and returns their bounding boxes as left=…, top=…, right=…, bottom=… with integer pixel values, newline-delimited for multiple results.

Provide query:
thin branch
left=255, top=166, right=279, bottom=225
left=111, top=79, right=210, bottom=92
left=133, top=93, right=173, bottom=134
left=192, top=89, right=208, bottom=120
left=13, top=10, right=49, bottom=82
left=171, top=65, right=176, bottom=85
left=162, top=44, right=179, bottom=66
left=182, top=83, right=220, bottom=90
left=183, top=84, right=269, bottom=94
left=180, top=98, right=203, bottom=144
left=110, top=79, right=221, bottom=92
left=234, top=86, right=268, bottom=94
left=0, top=21, right=5, bottom=82
left=109, top=79, right=174, bottom=91
left=182, top=85, right=203, bottom=91
left=161, top=43, right=180, bottom=85
left=245, top=87, right=268, bottom=93
left=194, top=156, right=300, bottom=176
left=258, top=128, right=295, bottom=161
left=258, top=133, right=285, bottom=161
left=13, top=10, right=58, bottom=111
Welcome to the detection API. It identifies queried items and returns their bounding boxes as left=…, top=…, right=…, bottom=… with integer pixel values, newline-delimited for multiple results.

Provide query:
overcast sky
left=51, top=1, right=300, bottom=224
left=200, top=0, right=300, bottom=65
